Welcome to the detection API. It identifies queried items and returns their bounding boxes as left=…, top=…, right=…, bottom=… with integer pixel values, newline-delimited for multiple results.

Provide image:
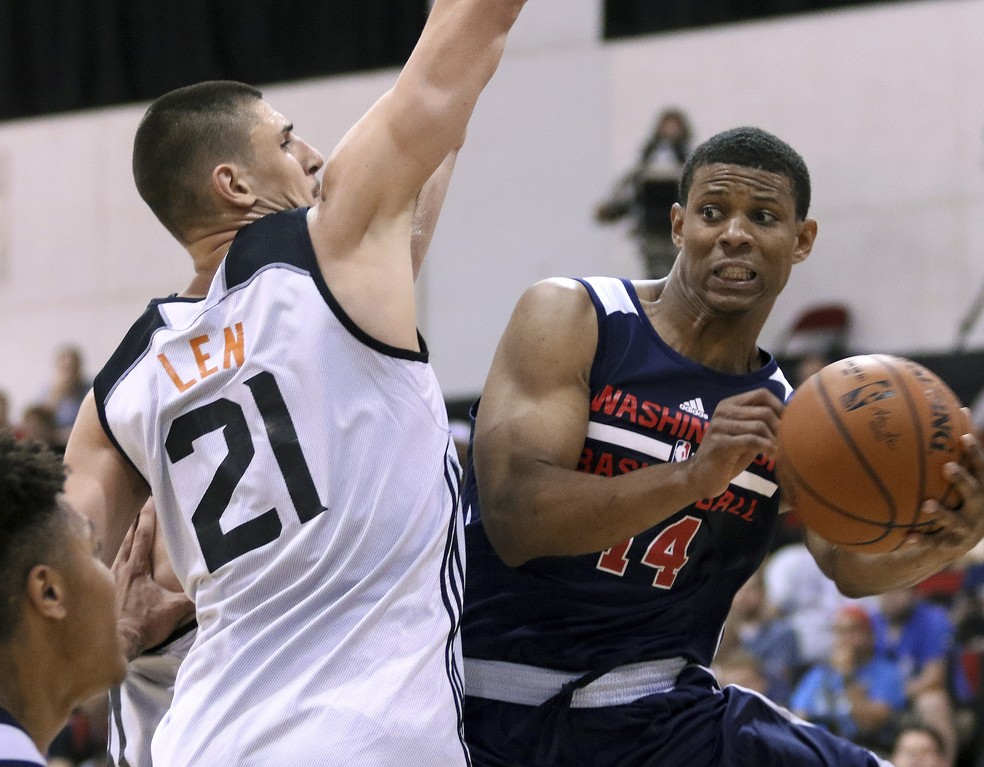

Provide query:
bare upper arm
left=474, top=279, right=598, bottom=529
left=63, top=392, right=150, bottom=565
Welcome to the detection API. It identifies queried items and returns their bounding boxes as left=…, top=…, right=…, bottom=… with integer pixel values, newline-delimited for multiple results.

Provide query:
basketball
left=776, top=354, right=969, bottom=552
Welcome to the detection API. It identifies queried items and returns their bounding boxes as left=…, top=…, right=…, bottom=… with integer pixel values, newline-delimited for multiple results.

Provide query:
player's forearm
left=480, top=459, right=708, bottom=566
left=807, top=529, right=963, bottom=597
left=390, top=0, right=524, bottom=167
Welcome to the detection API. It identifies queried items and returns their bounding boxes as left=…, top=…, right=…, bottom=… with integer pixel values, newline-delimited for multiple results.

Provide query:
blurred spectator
left=596, top=108, right=694, bottom=278
left=712, top=647, right=770, bottom=697
left=719, top=566, right=800, bottom=705
left=18, top=404, right=62, bottom=453
left=764, top=542, right=851, bottom=668
left=790, top=605, right=906, bottom=756
left=891, top=723, right=950, bottom=767
left=870, top=586, right=958, bottom=763
left=41, top=345, right=91, bottom=444
left=0, top=389, right=10, bottom=431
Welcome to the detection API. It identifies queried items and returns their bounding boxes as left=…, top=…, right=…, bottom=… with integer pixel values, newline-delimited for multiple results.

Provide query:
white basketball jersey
left=94, top=209, right=468, bottom=766
left=108, top=622, right=196, bottom=767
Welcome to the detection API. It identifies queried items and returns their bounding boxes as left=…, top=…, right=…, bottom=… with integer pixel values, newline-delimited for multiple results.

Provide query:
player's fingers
left=113, top=516, right=138, bottom=569
left=128, top=500, right=157, bottom=566
left=960, top=433, right=984, bottom=473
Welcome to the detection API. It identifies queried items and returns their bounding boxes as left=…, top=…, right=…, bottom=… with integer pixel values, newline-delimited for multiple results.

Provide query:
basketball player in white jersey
left=62, top=2, right=529, bottom=764
left=105, top=105, right=465, bottom=767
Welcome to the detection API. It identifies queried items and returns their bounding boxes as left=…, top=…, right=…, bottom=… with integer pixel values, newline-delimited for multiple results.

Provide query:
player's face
left=671, top=163, right=816, bottom=317
left=242, top=100, right=325, bottom=215
left=61, top=510, right=128, bottom=694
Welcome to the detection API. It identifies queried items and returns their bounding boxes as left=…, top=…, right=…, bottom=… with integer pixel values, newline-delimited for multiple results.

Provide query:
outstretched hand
left=114, top=499, right=194, bottom=661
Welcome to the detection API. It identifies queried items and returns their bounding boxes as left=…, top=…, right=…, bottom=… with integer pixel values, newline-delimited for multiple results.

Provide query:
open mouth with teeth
left=715, top=265, right=756, bottom=281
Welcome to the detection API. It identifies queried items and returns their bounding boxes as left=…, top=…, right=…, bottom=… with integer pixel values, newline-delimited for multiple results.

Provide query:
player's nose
left=719, top=215, right=752, bottom=247
left=300, top=139, right=325, bottom=176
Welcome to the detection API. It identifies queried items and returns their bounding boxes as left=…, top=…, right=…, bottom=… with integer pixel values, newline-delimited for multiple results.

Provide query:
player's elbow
left=482, top=506, right=535, bottom=568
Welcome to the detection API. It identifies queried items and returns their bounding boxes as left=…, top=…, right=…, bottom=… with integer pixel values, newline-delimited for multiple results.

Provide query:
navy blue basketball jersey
left=462, top=277, right=792, bottom=672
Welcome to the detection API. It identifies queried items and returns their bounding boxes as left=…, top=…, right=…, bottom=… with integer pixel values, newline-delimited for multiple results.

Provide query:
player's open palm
left=689, top=388, right=784, bottom=499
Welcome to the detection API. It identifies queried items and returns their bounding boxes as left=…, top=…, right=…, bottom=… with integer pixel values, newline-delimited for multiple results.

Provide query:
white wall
left=1, top=0, right=982, bottom=417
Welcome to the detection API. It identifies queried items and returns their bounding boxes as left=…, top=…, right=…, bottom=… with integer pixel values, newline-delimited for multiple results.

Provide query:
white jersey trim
left=0, top=722, right=45, bottom=765
left=586, top=421, right=778, bottom=498
left=581, top=277, right=637, bottom=316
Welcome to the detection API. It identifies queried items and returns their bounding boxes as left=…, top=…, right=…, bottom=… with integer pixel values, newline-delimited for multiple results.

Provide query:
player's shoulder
left=93, top=297, right=194, bottom=394
left=223, top=208, right=316, bottom=288
left=508, top=278, right=600, bottom=341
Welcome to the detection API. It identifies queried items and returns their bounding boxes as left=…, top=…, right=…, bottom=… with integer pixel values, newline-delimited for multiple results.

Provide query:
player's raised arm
left=308, top=0, right=526, bottom=349
left=318, top=0, right=523, bottom=224
left=411, top=148, right=459, bottom=280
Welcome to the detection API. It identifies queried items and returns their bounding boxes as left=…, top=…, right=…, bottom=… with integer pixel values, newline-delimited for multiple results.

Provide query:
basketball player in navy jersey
left=60, top=2, right=529, bottom=764
left=0, top=432, right=127, bottom=765
left=460, top=127, right=984, bottom=766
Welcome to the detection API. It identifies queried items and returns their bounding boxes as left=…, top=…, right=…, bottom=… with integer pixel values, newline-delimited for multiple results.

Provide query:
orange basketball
left=776, top=354, right=968, bottom=552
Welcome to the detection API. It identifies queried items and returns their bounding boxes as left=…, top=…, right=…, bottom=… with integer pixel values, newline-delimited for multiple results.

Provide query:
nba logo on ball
left=841, top=381, right=895, bottom=411
left=776, top=354, right=969, bottom=552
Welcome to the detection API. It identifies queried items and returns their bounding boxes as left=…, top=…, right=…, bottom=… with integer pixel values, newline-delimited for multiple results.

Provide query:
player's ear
left=212, top=164, right=256, bottom=209
left=25, top=564, right=69, bottom=620
left=792, top=218, right=818, bottom=264
left=670, top=202, right=686, bottom=248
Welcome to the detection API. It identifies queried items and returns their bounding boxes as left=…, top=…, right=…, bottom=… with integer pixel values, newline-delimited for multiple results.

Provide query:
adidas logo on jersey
left=678, top=398, right=708, bottom=418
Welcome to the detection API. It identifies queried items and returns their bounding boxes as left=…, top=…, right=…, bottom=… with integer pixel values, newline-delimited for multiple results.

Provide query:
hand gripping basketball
left=777, top=354, right=969, bottom=552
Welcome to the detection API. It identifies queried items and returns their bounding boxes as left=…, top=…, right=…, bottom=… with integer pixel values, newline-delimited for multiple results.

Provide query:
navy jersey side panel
left=461, top=277, right=790, bottom=672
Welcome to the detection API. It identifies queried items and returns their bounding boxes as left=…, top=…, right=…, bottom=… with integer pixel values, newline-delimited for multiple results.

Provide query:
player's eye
left=753, top=210, right=778, bottom=224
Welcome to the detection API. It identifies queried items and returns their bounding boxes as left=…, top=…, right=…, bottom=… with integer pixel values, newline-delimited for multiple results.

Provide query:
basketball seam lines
left=815, top=365, right=899, bottom=527
left=880, top=355, right=928, bottom=530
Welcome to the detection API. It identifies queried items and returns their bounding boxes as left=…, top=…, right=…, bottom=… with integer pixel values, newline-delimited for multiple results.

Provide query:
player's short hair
left=0, top=430, right=70, bottom=642
left=679, top=126, right=811, bottom=220
left=132, top=80, right=264, bottom=243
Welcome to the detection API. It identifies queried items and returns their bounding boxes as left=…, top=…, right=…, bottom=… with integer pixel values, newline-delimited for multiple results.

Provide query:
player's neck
left=182, top=232, right=236, bottom=298
left=647, top=300, right=764, bottom=374
left=0, top=656, right=69, bottom=754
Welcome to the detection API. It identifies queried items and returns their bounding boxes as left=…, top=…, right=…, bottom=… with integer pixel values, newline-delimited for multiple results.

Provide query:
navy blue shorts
left=463, top=666, right=890, bottom=767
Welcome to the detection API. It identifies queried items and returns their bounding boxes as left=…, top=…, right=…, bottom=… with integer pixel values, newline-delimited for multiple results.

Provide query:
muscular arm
left=411, top=148, right=459, bottom=280
left=475, top=278, right=784, bottom=566
left=807, top=433, right=984, bottom=597
left=310, top=0, right=525, bottom=349
left=63, top=392, right=150, bottom=565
